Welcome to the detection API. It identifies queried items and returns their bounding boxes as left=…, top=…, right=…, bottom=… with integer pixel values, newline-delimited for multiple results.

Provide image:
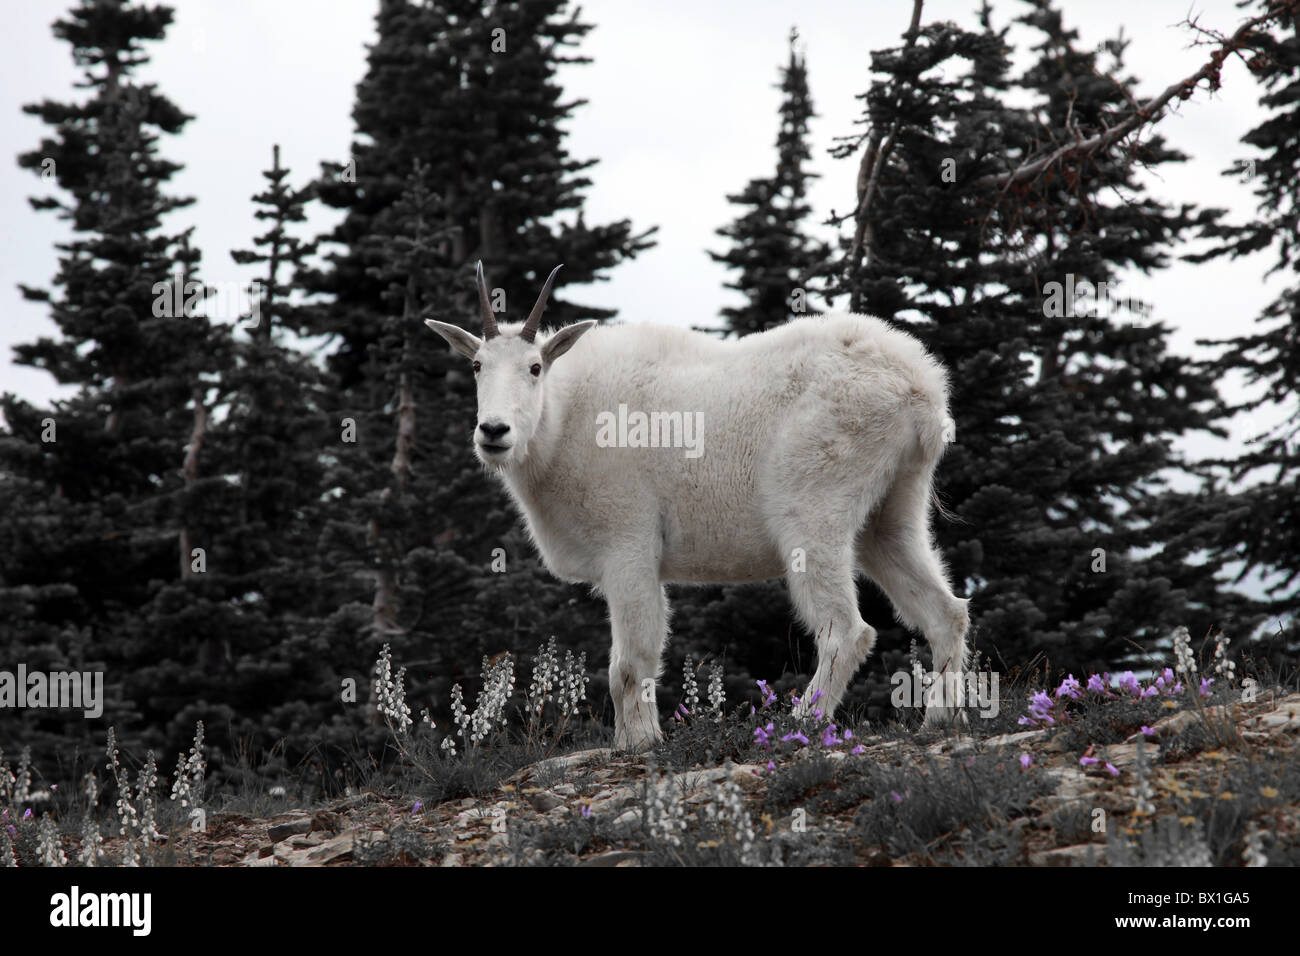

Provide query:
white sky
left=1, top=0, right=1290, bottom=461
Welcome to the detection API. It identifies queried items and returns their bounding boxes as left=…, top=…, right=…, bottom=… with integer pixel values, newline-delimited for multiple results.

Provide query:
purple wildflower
left=781, top=731, right=810, bottom=746
left=756, top=680, right=777, bottom=707
left=1079, top=756, right=1100, bottom=767
left=1105, top=763, right=1119, bottom=776
left=851, top=745, right=865, bottom=755
left=1020, top=753, right=1033, bottom=769
left=1087, top=673, right=1109, bottom=694
left=22, top=808, right=32, bottom=820
left=754, top=722, right=776, bottom=750
left=1141, top=726, right=1155, bottom=736
left=580, top=804, right=591, bottom=819
left=821, top=725, right=842, bottom=747
left=411, top=801, right=422, bottom=815
left=1118, top=671, right=1141, bottom=695
left=1199, top=677, right=1215, bottom=698
left=1022, top=689, right=1056, bottom=726
left=1055, top=675, right=1082, bottom=700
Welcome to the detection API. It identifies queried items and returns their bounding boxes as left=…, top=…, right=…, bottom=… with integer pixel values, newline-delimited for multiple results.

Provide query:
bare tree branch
left=975, top=1, right=1295, bottom=190
left=846, top=0, right=924, bottom=312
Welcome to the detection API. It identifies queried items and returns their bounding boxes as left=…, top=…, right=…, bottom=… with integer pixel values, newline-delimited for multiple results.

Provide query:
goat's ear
left=425, top=319, right=482, bottom=360
left=542, top=320, right=596, bottom=367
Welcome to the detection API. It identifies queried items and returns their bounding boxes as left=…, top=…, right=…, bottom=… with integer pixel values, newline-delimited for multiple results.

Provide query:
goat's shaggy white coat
left=428, top=305, right=970, bottom=751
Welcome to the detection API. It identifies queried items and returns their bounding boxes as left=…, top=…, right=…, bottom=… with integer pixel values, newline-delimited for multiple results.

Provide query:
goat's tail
left=913, top=389, right=961, bottom=525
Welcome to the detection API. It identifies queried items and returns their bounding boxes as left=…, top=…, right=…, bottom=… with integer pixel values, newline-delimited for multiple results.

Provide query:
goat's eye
left=472, top=361, right=481, bottom=374
left=530, top=363, right=542, bottom=377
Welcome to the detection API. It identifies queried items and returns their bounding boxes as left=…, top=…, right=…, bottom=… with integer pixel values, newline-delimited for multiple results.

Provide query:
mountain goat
left=426, top=262, right=970, bottom=751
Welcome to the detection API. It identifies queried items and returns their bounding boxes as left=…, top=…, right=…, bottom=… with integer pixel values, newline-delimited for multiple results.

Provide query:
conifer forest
left=1, top=0, right=1298, bottom=880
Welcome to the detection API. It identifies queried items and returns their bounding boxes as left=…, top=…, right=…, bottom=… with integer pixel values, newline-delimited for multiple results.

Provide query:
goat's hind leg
left=781, top=527, right=878, bottom=723
left=857, top=474, right=970, bottom=728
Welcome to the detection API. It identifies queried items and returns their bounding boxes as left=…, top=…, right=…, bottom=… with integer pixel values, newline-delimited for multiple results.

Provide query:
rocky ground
left=130, top=689, right=1300, bottom=867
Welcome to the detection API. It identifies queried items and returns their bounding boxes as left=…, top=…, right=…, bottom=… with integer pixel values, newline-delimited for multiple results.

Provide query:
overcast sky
left=1, top=0, right=1290, bottom=464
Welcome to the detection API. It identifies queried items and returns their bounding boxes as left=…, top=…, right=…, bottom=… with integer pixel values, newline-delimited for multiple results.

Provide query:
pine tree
left=301, top=0, right=654, bottom=725
left=710, top=29, right=830, bottom=335
left=122, top=144, right=340, bottom=765
left=1189, top=4, right=1300, bottom=619
left=3, top=0, right=230, bottom=759
left=815, top=0, right=1260, bottom=706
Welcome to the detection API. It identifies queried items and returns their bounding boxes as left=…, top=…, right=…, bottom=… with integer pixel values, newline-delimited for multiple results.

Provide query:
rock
left=579, top=850, right=643, bottom=867
left=984, top=729, right=1047, bottom=750
left=1102, top=741, right=1160, bottom=771
left=268, top=817, right=312, bottom=843
left=613, top=809, right=640, bottom=827
left=310, top=810, right=344, bottom=834
left=1030, top=843, right=1100, bottom=866
left=239, top=845, right=277, bottom=866
left=532, top=748, right=614, bottom=779
left=587, top=786, right=636, bottom=815
left=1036, top=767, right=1097, bottom=806
left=1153, top=706, right=1229, bottom=738
left=526, top=790, right=564, bottom=813
left=729, top=765, right=766, bottom=790
left=1244, top=696, right=1300, bottom=734
left=303, top=831, right=363, bottom=865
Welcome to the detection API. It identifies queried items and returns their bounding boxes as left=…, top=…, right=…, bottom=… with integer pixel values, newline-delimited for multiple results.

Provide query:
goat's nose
left=479, top=421, right=510, bottom=440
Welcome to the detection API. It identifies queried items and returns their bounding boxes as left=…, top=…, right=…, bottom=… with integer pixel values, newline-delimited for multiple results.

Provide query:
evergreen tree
left=300, top=0, right=655, bottom=726
left=710, top=29, right=830, bottom=335
left=119, top=144, right=340, bottom=771
left=812, top=1, right=1260, bottom=711
left=1190, top=5, right=1300, bottom=621
left=2, top=0, right=230, bottom=759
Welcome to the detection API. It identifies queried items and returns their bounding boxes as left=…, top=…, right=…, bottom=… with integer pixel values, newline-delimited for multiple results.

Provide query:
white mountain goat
left=426, top=262, right=970, bottom=751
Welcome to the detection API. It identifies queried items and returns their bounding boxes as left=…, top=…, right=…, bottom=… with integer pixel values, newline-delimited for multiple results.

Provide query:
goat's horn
left=476, top=260, right=498, bottom=339
left=520, top=264, right=563, bottom=343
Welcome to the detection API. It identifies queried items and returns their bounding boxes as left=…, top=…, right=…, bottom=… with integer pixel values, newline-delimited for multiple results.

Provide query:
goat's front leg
left=605, top=572, right=669, bottom=752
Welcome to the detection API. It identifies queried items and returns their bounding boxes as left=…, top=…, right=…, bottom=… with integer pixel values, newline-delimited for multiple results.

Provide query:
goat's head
left=425, top=261, right=595, bottom=468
